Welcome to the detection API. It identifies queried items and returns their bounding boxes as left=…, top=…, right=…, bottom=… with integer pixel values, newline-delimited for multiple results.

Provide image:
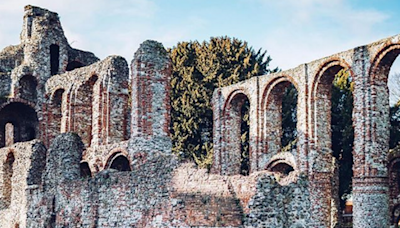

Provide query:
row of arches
left=217, top=41, right=400, bottom=226
left=0, top=102, right=38, bottom=148
left=47, top=70, right=129, bottom=148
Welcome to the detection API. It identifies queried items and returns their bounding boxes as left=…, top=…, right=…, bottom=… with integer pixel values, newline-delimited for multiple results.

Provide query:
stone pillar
left=211, top=89, right=224, bottom=174
left=352, top=46, right=389, bottom=228
left=129, top=40, right=172, bottom=154
left=296, top=64, right=309, bottom=173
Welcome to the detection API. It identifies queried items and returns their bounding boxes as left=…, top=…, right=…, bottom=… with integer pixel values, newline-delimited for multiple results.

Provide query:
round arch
left=0, top=102, right=38, bottom=147
left=260, top=75, right=299, bottom=166
left=105, top=151, right=131, bottom=172
left=221, top=89, right=251, bottom=175
left=369, top=43, right=400, bottom=83
left=309, top=58, right=353, bottom=161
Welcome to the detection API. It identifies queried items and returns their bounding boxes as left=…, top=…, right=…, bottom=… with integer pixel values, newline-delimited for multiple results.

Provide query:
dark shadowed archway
left=106, top=152, right=131, bottom=172
left=0, top=102, right=38, bottom=147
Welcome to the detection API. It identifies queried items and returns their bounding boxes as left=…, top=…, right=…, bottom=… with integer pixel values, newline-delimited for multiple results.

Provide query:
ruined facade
left=0, top=5, right=400, bottom=228
left=212, top=32, right=400, bottom=227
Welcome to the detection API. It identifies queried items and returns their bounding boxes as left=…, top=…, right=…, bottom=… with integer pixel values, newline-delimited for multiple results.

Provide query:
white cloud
left=255, top=0, right=390, bottom=70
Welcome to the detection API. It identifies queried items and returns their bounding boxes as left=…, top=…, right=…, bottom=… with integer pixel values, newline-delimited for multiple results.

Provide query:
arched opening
left=73, top=75, right=98, bottom=147
left=66, top=61, right=84, bottom=71
left=370, top=46, right=400, bottom=227
left=50, top=44, right=59, bottom=75
left=263, top=79, right=298, bottom=158
left=49, top=89, right=65, bottom=141
left=19, top=75, right=37, bottom=102
left=106, top=152, right=131, bottom=172
left=270, top=162, right=294, bottom=176
left=3, top=152, right=15, bottom=208
left=223, top=92, right=250, bottom=175
left=0, top=102, right=38, bottom=147
left=313, top=61, right=354, bottom=226
left=371, top=46, right=400, bottom=150
left=80, top=162, right=91, bottom=178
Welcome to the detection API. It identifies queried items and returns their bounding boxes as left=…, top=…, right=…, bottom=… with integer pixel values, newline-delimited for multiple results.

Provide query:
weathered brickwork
left=0, top=4, right=399, bottom=228
left=213, top=35, right=400, bottom=227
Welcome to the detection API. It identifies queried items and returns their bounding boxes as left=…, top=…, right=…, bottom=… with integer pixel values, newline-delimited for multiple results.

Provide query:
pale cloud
left=0, top=0, right=397, bottom=74
left=255, top=0, right=391, bottom=70
left=0, top=0, right=159, bottom=63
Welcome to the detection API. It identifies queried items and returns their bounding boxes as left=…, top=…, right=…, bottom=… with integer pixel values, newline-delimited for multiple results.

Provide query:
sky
left=1, top=0, right=400, bottom=73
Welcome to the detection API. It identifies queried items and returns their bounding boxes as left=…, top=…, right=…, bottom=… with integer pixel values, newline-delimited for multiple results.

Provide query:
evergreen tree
left=169, top=37, right=277, bottom=169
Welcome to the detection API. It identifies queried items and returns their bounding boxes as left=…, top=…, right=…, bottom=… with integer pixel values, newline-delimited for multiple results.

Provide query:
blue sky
left=1, top=0, right=400, bottom=73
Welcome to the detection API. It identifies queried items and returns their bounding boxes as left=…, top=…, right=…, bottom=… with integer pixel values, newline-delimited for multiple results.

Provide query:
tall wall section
left=213, top=34, right=400, bottom=227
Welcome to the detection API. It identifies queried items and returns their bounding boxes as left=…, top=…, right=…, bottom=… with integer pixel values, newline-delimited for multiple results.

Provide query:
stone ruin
left=0, top=5, right=400, bottom=228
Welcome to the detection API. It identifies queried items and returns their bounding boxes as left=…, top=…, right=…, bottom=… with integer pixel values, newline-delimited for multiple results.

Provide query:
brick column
left=129, top=40, right=172, bottom=155
left=211, top=89, right=224, bottom=174
left=352, top=46, right=389, bottom=228
left=131, top=40, right=171, bottom=139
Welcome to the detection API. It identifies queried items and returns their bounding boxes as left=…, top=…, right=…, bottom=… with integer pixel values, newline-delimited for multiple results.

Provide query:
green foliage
left=331, top=69, right=354, bottom=210
left=281, top=84, right=298, bottom=149
left=169, top=37, right=277, bottom=169
left=240, top=99, right=250, bottom=175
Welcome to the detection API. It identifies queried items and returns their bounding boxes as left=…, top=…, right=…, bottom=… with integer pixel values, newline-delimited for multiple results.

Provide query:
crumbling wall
left=244, top=174, right=312, bottom=227
left=0, top=140, right=46, bottom=228
left=27, top=135, right=312, bottom=228
left=45, top=56, right=129, bottom=148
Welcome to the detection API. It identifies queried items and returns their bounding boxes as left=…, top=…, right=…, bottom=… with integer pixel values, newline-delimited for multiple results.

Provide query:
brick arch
left=0, top=98, right=35, bottom=111
left=311, top=58, right=352, bottom=95
left=260, top=75, right=299, bottom=164
left=105, top=149, right=131, bottom=172
left=265, top=152, right=297, bottom=171
left=105, top=147, right=130, bottom=165
left=370, top=43, right=400, bottom=83
left=220, top=89, right=251, bottom=175
left=71, top=74, right=98, bottom=147
left=364, top=43, right=400, bottom=178
left=0, top=102, right=38, bottom=148
left=309, top=58, right=352, bottom=172
left=222, top=89, right=252, bottom=115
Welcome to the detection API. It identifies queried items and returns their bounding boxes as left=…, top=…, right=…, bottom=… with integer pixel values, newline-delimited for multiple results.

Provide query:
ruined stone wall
left=129, top=40, right=172, bottom=158
left=1, top=4, right=400, bottom=228
left=45, top=55, right=129, bottom=148
left=26, top=132, right=311, bottom=227
left=213, top=35, right=400, bottom=227
left=0, top=5, right=100, bottom=151
left=0, top=140, right=46, bottom=228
